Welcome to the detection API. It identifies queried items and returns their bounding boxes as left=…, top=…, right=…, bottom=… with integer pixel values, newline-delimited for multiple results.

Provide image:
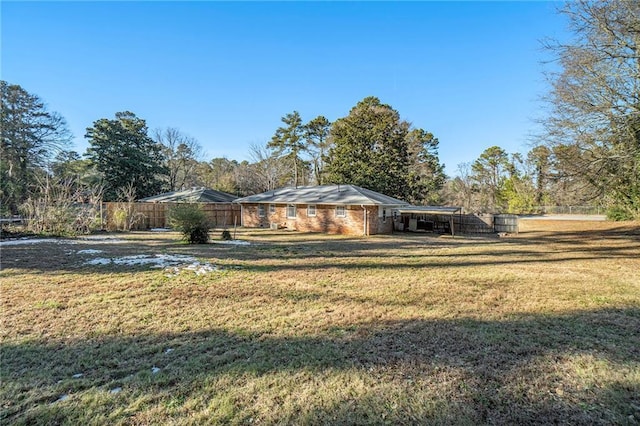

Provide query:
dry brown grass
left=1, top=220, right=639, bottom=424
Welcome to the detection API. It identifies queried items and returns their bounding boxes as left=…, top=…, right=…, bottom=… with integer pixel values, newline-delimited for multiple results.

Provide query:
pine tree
left=0, top=81, right=71, bottom=214
left=85, top=111, right=167, bottom=201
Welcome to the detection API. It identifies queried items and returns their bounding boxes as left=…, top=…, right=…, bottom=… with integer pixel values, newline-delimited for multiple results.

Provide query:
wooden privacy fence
left=103, top=202, right=240, bottom=230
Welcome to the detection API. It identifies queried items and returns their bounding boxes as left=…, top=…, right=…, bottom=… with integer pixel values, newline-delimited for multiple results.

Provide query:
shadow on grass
left=2, top=224, right=639, bottom=275
left=2, top=308, right=639, bottom=424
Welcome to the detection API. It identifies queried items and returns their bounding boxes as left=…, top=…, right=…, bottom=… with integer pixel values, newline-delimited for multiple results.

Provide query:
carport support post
left=450, top=215, right=454, bottom=237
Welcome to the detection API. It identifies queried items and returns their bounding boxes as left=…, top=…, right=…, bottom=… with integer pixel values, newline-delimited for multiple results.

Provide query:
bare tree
left=234, top=143, right=288, bottom=195
left=441, top=162, right=478, bottom=212
left=21, top=176, right=103, bottom=235
left=541, top=0, right=640, bottom=218
left=154, top=127, right=203, bottom=191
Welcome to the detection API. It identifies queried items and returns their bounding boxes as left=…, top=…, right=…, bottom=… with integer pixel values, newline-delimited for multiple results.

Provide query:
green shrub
left=221, top=230, right=232, bottom=240
left=112, top=209, right=128, bottom=231
left=606, top=205, right=635, bottom=221
left=169, top=204, right=210, bottom=244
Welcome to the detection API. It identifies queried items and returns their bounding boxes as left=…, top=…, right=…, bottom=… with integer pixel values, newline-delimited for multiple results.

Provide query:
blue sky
left=2, top=1, right=567, bottom=176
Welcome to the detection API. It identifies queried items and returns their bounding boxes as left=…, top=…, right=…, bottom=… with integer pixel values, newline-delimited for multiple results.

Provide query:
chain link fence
left=532, top=206, right=604, bottom=215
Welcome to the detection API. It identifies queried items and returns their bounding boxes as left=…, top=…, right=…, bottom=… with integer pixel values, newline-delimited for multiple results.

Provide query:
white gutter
left=361, top=205, right=367, bottom=236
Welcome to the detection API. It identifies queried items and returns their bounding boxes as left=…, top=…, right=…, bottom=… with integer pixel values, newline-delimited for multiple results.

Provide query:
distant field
left=519, top=214, right=607, bottom=221
left=1, top=220, right=639, bottom=424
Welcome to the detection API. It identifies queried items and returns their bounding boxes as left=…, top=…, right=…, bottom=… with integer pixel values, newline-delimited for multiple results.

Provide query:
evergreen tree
left=303, top=115, right=332, bottom=185
left=325, top=97, right=410, bottom=199
left=471, top=146, right=509, bottom=212
left=405, top=129, right=446, bottom=204
left=527, top=145, right=552, bottom=206
left=85, top=111, right=167, bottom=201
left=0, top=81, right=71, bottom=213
left=50, top=150, right=101, bottom=189
left=325, top=96, right=445, bottom=201
left=268, top=111, right=306, bottom=187
left=501, top=153, right=536, bottom=214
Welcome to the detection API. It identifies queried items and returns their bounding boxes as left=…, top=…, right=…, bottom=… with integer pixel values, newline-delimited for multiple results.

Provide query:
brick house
left=234, top=185, right=408, bottom=235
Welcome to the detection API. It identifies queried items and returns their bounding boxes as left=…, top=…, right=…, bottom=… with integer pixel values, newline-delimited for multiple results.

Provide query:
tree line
left=1, top=1, right=638, bottom=220
left=0, top=89, right=447, bottom=209
left=0, top=83, right=635, bottom=220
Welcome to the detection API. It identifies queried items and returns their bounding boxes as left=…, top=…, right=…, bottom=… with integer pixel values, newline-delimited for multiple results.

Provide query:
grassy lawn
left=1, top=220, right=639, bottom=425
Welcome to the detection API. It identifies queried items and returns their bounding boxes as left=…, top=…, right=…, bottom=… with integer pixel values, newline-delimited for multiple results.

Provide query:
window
left=287, top=204, right=297, bottom=218
left=336, top=205, right=346, bottom=217
left=258, top=204, right=265, bottom=217
left=307, top=205, right=317, bottom=217
left=382, top=209, right=387, bottom=223
left=269, top=204, right=276, bottom=214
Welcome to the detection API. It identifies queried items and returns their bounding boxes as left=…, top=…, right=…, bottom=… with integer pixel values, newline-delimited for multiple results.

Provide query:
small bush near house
left=169, top=203, right=210, bottom=244
left=221, top=229, right=232, bottom=240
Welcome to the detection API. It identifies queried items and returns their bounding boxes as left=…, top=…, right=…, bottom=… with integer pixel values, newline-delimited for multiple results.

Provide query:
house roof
left=234, top=185, right=408, bottom=206
left=139, top=187, right=237, bottom=203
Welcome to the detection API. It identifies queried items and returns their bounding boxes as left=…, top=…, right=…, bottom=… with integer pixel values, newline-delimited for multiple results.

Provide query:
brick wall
left=241, top=203, right=394, bottom=235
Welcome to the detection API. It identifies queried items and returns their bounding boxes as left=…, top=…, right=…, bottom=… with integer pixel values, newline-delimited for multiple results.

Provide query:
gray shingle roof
left=140, top=187, right=237, bottom=203
left=234, top=185, right=408, bottom=206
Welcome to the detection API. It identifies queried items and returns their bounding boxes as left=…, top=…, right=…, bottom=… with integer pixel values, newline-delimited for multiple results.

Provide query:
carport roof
left=396, top=206, right=462, bottom=215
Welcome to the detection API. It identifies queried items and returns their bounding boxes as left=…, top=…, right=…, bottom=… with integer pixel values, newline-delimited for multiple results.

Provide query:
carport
left=394, top=206, right=462, bottom=237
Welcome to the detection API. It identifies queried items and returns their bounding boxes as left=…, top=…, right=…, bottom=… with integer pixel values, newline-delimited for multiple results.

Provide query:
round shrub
left=169, top=204, right=210, bottom=244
